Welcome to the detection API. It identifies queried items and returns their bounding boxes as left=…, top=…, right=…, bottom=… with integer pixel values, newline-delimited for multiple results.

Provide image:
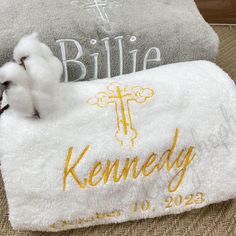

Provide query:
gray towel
left=0, top=0, right=219, bottom=81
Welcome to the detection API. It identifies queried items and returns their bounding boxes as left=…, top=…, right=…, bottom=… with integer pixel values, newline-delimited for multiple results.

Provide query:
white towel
left=0, top=61, right=236, bottom=232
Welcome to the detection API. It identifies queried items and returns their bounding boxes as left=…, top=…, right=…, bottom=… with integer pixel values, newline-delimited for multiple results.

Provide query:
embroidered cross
left=88, top=82, right=154, bottom=147
left=71, top=0, right=123, bottom=23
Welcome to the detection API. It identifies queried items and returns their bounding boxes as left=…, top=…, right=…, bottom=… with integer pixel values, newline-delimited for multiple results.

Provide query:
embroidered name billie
left=56, top=36, right=161, bottom=82
left=63, top=129, right=196, bottom=192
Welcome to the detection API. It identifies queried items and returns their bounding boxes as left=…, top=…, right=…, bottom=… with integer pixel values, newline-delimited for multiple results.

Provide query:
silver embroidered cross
left=71, top=0, right=123, bottom=23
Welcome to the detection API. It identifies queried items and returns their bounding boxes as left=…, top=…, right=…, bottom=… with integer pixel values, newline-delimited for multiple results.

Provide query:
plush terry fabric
left=0, top=26, right=235, bottom=236
left=0, top=0, right=218, bottom=82
left=0, top=61, right=235, bottom=232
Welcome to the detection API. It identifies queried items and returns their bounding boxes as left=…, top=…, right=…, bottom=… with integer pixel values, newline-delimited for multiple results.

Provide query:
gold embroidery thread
left=63, top=128, right=196, bottom=192
left=88, top=82, right=154, bottom=147
left=63, top=145, right=90, bottom=191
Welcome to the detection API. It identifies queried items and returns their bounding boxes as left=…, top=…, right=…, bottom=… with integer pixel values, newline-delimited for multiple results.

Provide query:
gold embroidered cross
left=88, top=82, right=154, bottom=147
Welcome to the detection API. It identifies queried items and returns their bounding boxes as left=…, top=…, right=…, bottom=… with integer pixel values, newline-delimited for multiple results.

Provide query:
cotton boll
left=47, top=56, right=63, bottom=82
left=24, top=56, right=59, bottom=92
left=31, top=90, right=58, bottom=118
left=12, top=33, right=63, bottom=118
left=14, top=32, right=63, bottom=82
left=6, top=86, right=35, bottom=117
left=13, top=32, right=53, bottom=64
left=0, top=62, right=35, bottom=117
left=23, top=55, right=62, bottom=118
left=25, top=56, right=62, bottom=85
left=0, top=83, right=5, bottom=101
left=0, top=83, right=6, bottom=114
left=0, top=62, right=30, bottom=88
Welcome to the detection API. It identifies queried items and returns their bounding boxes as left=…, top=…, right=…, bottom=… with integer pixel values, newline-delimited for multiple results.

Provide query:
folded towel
left=0, top=0, right=218, bottom=82
left=0, top=61, right=235, bottom=232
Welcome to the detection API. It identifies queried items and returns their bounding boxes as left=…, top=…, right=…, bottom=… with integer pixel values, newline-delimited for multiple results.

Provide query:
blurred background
left=196, top=0, right=236, bottom=24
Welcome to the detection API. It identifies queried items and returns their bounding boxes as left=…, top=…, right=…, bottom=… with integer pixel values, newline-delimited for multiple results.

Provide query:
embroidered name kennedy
left=63, top=129, right=196, bottom=192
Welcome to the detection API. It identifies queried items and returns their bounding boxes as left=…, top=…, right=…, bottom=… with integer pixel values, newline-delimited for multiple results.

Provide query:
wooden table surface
left=196, top=0, right=236, bottom=24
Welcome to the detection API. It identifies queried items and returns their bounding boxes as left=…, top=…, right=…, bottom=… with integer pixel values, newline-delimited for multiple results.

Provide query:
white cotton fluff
left=24, top=55, right=61, bottom=118
left=13, top=33, right=53, bottom=63
left=13, top=33, right=63, bottom=81
left=12, top=33, right=63, bottom=118
left=0, top=62, right=35, bottom=117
